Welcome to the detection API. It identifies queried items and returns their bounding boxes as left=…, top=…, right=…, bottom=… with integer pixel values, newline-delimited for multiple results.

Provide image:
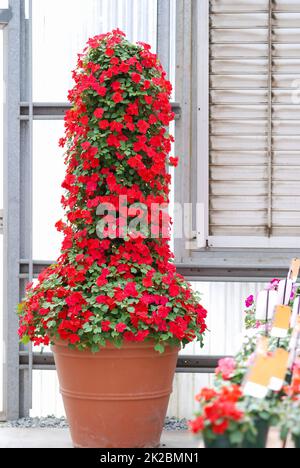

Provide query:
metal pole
left=267, top=0, right=273, bottom=237
left=18, top=0, right=33, bottom=417
left=27, top=0, right=34, bottom=411
left=3, top=0, right=21, bottom=421
left=157, top=0, right=171, bottom=77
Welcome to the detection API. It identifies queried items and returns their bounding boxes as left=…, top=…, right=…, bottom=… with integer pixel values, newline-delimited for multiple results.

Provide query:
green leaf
left=91, top=344, right=100, bottom=354
left=47, top=321, right=56, bottom=328
left=229, top=431, right=243, bottom=445
left=21, top=335, right=30, bottom=345
left=154, top=343, right=165, bottom=354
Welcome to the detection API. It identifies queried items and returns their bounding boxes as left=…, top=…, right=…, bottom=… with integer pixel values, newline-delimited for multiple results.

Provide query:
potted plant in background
left=280, top=361, right=300, bottom=449
left=214, top=357, right=277, bottom=448
left=18, top=30, right=207, bottom=448
left=189, top=283, right=295, bottom=449
left=189, top=385, right=256, bottom=448
left=239, top=396, right=279, bottom=449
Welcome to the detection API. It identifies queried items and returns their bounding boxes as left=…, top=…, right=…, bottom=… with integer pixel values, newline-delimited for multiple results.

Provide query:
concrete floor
left=0, top=428, right=197, bottom=449
left=0, top=427, right=294, bottom=448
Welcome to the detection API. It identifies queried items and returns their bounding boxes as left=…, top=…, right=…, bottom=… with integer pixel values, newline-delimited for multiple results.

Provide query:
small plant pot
left=242, top=418, right=270, bottom=449
left=204, top=435, right=238, bottom=449
left=293, top=435, right=300, bottom=449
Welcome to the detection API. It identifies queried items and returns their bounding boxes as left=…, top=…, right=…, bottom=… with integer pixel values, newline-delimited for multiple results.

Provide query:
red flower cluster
left=18, top=30, right=207, bottom=352
left=284, top=360, right=300, bottom=399
left=190, top=385, right=244, bottom=436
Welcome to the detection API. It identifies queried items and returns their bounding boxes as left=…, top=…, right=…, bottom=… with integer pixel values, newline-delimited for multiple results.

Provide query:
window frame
left=173, top=0, right=300, bottom=272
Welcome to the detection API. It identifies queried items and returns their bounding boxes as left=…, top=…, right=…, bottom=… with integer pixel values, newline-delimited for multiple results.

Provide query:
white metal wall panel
left=33, top=0, right=158, bottom=102
left=209, top=0, right=300, bottom=238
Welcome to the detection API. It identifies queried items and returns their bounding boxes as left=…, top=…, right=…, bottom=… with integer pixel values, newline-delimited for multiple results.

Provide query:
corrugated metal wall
left=33, top=0, right=158, bottom=102
left=30, top=282, right=263, bottom=419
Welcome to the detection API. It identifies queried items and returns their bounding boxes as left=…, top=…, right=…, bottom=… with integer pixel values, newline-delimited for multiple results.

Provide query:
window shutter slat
left=209, top=0, right=300, bottom=238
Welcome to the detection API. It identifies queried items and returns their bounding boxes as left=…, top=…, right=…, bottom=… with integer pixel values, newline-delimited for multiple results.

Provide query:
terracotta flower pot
left=52, top=340, right=179, bottom=448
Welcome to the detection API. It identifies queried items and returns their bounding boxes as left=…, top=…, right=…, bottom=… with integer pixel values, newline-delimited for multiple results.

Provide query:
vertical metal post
left=3, top=0, right=22, bottom=420
left=267, top=0, right=273, bottom=237
left=174, top=0, right=193, bottom=262
left=157, top=0, right=170, bottom=77
left=19, top=0, right=33, bottom=417
left=197, top=0, right=209, bottom=247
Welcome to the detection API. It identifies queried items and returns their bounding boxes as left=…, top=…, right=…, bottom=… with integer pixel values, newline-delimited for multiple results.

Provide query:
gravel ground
left=0, top=416, right=188, bottom=431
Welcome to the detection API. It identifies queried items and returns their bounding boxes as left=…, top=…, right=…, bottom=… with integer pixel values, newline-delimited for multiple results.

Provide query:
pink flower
left=215, top=358, right=236, bottom=381
left=245, top=353, right=256, bottom=368
left=266, top=278, right=280, bottom=291
left=291, top=284, right=297, bottom=301
left=245, top=295, right=254, bottom=308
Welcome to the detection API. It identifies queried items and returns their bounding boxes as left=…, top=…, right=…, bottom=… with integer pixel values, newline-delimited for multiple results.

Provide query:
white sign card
left=277, top=279, right=293, bottom=306
left=291, top=296, right=300, bottom=329
left=255, top=290, right=278, bottom=321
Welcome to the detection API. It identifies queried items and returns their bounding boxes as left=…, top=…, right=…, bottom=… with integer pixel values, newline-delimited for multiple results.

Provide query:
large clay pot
left=52, top=340, right=179, bottom=448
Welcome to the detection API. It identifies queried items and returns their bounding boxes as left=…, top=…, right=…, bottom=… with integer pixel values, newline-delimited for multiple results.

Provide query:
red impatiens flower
left=94, top=108, right=104, bottom=119
left=169, top=157, right=179, bottom=167
left=128, top=154, right=145, bottom=171
left=105, top=48, right=115, bottom=57
left=119, top=62, right=130, bottom=73
left=115, top=323, right=127, bottom=333
left=107, top=134, right=121, bottom=148
left=124, top=282, right=139, bottom=298
left=96, top=295, right=108, bottom=304
left=97, top=268, right=109, bottom=287
left=112, top=92, right=123, bottom=103
left=39, top=308, right=50, bottom=317
left=196, top=388, right=217, bottom=403
left=97, top=86, right=108, bottom=97
left=190, top=384, right=244, bottom=438
left=131, top=73, right=141, bottom=84
left=101, top=321, right=111, bottom=332
left=69, top=334, right=81, bottom=345
left=212, top=420, right=229, bottom=435
left=99, top=120, right=110, bottom=130
left=137, top=120, right=150, bottom=134
left=190, top=417, right=205, bottom=434
left=18, top=30, right=207, bottom=353
left=112, top=81, right=122, bottom=91
left=169, top=284, right=180, bottom=297
left=142, top=271, right=154, bottom=288
left=66, top=292, right=85, bottom=307
left=110, top=121, right=123, bottom=133
left=80, top=115, right=89, bottom=126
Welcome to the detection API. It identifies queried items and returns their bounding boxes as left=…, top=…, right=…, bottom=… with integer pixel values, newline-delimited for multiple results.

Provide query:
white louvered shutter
left=209, top=0, right=300, bottom=239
